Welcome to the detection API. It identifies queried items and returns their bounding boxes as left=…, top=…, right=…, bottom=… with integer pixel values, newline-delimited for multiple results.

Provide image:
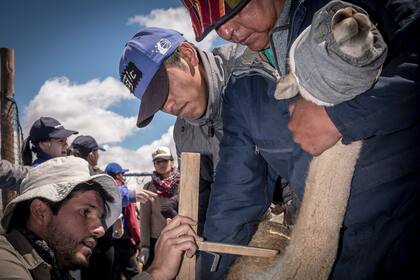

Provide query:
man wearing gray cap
left=0, top=157, right=200, bottom=280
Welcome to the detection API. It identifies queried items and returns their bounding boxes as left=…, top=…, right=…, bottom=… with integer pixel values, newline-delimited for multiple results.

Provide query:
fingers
left=161, top=224, right=200, bottom=244
left=136, top=189, right=158, bottom=203
left=162, top=215, right=197, bottom=232
left=160, top=215, right=201, bottom=244
left=162, top=234, right=198, bottom=259
left=176, top=236, right=198, bottom=258
left=142, top=189, right=158, bottom=197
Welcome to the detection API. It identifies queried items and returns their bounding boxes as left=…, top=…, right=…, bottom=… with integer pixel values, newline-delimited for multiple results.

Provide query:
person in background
left=21, top=116, right=78, bottom=167
left=69, top=136, right=109, bottom=280
left=139, top=146, right=180, bottom=269
left=105, top=162, right=142, bottom=279
left=69, top=135, right=106, bottom=175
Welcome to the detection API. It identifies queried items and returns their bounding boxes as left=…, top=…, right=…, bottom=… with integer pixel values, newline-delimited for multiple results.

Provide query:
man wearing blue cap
left=105, top=162, right=143, bottom=279
left=119, top=27, right=247, bottom=234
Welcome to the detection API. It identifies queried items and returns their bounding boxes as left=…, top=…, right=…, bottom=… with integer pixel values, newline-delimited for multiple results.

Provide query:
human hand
left=146, top=215, right=201, bottom=280
left=87, top=151, right=99, bottom=167
left=136, top=189, right=158, bottom=204
left=288, top=99, right=342, bottom=155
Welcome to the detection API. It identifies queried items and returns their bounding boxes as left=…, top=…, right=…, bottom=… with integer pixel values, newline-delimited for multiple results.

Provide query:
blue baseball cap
left=105, top=162, right=129, bottom=176
left=119, top=27, right=186, bottom=128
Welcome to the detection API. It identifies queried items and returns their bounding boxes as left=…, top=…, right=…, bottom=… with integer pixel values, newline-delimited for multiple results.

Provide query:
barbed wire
left=4, top=95, right=24, bottom=164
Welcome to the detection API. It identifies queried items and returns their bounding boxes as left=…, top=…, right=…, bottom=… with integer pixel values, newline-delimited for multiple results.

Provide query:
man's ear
left=29, top=198, right=53, bottom=226
left=178, top=42, right=199, bottom=67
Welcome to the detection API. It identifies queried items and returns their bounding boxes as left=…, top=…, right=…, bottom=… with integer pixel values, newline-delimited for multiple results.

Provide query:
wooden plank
left=177, top=153, right=200, bottom=280
left=198, top=241, right=279, bottom=257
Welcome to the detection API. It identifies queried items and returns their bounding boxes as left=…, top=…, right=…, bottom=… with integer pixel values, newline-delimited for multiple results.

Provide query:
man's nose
left=162, top=98, right=174, bottom=114
left=90, top=220, right=105, bottom=238
left=216, top=21, right=237, bottom=41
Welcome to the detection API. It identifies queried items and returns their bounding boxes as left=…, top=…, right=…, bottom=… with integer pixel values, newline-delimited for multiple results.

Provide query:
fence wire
left=0, top=94, right=23, bottom=214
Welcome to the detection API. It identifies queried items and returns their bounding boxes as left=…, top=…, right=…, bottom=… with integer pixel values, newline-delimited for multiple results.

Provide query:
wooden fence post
left=1, top=48, right=17, bottom=208
left=177, top=152, right=200, bottom=280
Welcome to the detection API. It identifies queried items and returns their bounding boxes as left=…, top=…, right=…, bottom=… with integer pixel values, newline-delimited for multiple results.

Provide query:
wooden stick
left=199, top=241, right=279, bottom=258
left=177, top=153, right=200, bottom=280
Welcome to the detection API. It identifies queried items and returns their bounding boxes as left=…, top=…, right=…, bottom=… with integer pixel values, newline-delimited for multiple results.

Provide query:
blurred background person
left=69, top=135, right=110, bottom=280
left=69, top=135, right=106, bottom=175
left=105, top=162, right=142, bottom=279
left=139, top=146, right=180, bottom=269
left=21, top=116, right=78, bottom=167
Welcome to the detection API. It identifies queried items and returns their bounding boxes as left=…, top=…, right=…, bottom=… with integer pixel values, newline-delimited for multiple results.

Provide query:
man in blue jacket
left=181, top=0, right=420, bottom=279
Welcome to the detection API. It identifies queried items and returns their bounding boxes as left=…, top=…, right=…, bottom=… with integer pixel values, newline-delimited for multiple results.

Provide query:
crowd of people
left=1, top=0, right=419, bottom=279
left=1, top=115, right=188, bottom=280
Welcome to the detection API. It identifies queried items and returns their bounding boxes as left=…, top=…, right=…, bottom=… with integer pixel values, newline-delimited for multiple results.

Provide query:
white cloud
left=127, top=7, right=219, bottom=51
left=99, top=126, right=177, bottom=189
left=23, top=76, right=178, bottom=189
left=23, top=76, right=138, bottom=144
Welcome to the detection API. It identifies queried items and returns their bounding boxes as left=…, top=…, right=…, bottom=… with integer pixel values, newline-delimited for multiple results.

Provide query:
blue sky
left=0, top=0, right=221, bottom=172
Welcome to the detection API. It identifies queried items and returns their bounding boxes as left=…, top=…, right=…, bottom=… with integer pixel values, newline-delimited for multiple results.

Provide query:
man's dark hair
left=164, top=48, right=184, bottom=69
left=69, top=146, right=90, bottom=160
left=21, top=137, right=45, bottom=166
left=9, top=181, right=114, bottom=231
left=163, top=43, right=201, bottom=70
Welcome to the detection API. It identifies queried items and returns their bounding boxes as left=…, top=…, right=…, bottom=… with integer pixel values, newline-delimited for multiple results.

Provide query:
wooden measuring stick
left=176, top=152, right=279, bottom=279
left=177, top=153, right=200, bottom=280
left=198, top=241, right=279, bottom=257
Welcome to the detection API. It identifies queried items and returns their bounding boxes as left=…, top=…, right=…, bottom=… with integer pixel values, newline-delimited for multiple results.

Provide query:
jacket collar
left=232, top=48, right=279, bottom=82
left=182, top=47, right=223, bottom=127
left=32, top=151, right=52, bottom=167
left=6, top=229, right=51, bottom=273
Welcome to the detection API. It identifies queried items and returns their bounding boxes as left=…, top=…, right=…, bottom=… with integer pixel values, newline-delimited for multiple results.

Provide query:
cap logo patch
left=54, top=125, right=63, bottom=129
left=155, top=38, right=172, bottom=55
left=121, top=62, right=142, bottom=94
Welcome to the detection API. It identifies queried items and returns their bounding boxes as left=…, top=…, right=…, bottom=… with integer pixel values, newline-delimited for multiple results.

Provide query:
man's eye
left=80, top=209, right=90, bottom=216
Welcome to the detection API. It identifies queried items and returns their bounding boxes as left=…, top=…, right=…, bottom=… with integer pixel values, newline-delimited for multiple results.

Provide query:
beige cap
left=152, top=146, right=173, bottom=161
left=1, top=156, right=121, bottom=230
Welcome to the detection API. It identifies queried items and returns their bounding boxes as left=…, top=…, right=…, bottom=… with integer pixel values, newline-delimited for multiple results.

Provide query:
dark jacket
left=202, top=0, right=420, bottom=279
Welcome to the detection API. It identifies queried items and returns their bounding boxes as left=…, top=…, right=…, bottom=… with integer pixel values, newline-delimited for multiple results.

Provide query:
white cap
left=152, top=146, right=173, bottom=161
left=1, top=156, right=121, bottom=230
